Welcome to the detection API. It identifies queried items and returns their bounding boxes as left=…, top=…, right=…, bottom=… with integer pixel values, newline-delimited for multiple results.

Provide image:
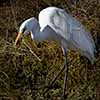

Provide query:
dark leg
left=44, top=63, right=66, bottom=93
left=44, top=47, right=69, bottom=100
left=62, top=52, right=68, bottom=100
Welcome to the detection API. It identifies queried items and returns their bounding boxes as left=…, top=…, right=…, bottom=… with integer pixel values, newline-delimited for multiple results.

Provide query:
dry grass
left=0, top=0, right=100, bottom=99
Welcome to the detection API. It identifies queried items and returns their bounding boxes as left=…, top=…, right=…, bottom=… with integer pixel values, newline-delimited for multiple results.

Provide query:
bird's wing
left=71, top=18, right=95, bottom=49
left=48, top=9, right=71, bottom=41
left=69, top=16, right=96, bottom=63
left=39, top=7, right=95, bottom=63
left=50, top=8, right=96, bottom=62
left=48, top=8, right=95, bottom=48
left=70, top=17, right=95, bottom=49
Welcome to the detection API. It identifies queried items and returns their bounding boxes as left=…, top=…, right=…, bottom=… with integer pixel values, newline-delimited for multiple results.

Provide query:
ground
left=0, top=0, right=100, bottom=100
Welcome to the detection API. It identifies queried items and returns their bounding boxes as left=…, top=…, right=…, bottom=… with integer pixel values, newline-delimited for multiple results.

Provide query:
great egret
left=15, top=7, right=96, bottom=99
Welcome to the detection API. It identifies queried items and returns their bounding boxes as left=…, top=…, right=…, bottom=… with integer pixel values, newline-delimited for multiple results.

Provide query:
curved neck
left=34, top=25, right=56, bottom=42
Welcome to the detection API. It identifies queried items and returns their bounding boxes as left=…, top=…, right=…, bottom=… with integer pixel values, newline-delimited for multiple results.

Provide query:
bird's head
left=15, top=17, right=40, bottom=45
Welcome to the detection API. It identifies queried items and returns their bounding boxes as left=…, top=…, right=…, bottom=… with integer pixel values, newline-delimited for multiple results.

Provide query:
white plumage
left=39, top=7, right=96, bottom=64
left=15, top=7, right=96, bottom=64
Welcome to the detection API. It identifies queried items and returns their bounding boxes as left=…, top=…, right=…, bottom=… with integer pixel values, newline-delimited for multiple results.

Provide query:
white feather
left=39, top=7, right=96, bottom=63
left=17, top=7, right=96, bottom=64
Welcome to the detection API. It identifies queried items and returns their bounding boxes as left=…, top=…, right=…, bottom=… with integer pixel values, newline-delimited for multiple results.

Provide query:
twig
left=10, top=0, right=18, bottom=31
left=0, top=70, right=9, bottom=80
left=0, top=78, right=8, bottom=87
left=22, top=39, right=41, bottom=62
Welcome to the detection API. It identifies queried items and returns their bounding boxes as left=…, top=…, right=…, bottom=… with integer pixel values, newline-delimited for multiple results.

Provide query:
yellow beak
left=14, top=32, right=23, bottom=45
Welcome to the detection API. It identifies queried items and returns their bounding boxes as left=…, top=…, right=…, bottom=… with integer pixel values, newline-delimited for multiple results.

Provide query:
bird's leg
left=44, top=48, right=68, bottom=95
left=44, top=48, right=67, bottom=93
left=62, top=48, right=68, bottom=100
left=44, top=63, right=66, bottom=93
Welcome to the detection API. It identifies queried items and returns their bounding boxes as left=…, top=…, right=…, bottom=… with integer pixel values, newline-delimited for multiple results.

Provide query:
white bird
left=15, top=7, right=96, bottom=99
